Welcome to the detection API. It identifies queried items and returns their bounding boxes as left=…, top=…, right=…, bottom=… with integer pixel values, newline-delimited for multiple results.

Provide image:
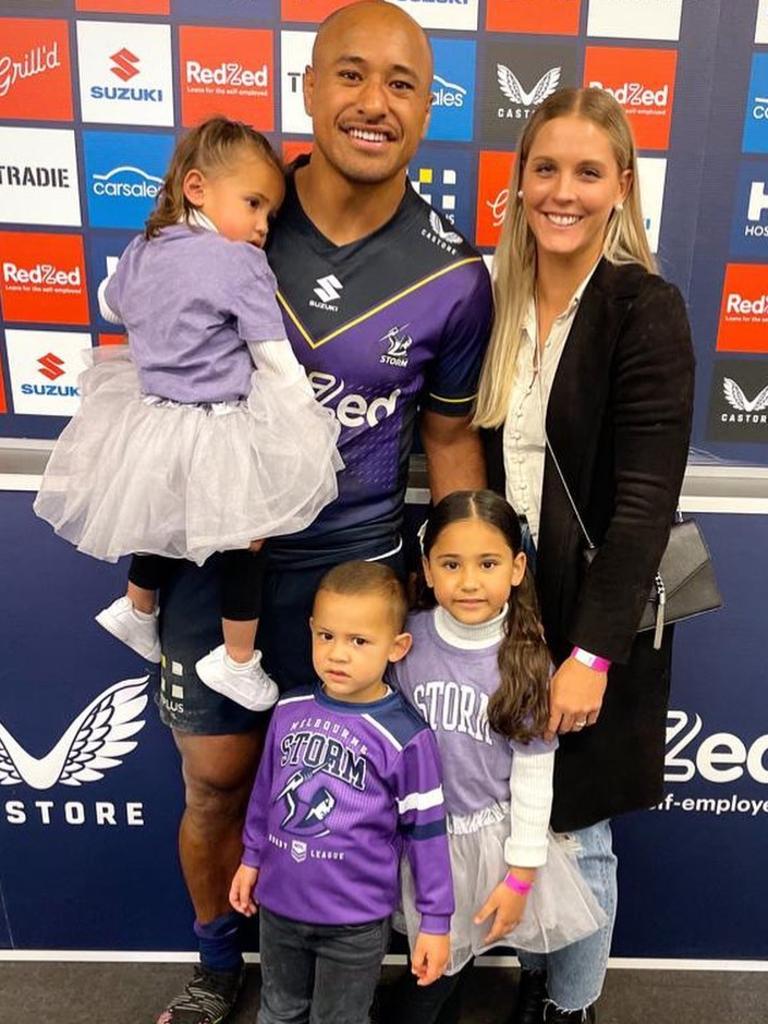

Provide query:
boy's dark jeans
left=258, top=906, right=391, bottom=1024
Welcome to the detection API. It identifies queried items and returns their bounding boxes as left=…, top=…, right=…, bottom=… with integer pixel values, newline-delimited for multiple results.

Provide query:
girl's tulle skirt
left=399, top=813, right=607, bottom=976
left=33, top=347, right=343, bottom=565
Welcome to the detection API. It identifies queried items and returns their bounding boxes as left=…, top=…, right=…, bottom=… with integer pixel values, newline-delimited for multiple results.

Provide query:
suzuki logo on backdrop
left=76, top=21, right=173, bottom=127
left=179, top=26, right=274, bottom=129
left=480, top=42, right=577, bottom=147
left=2, top=678, right=149, bottom=829
left=0, top=18, right=73, bottom=121
left=37, top=353, right=65, bottom=380
left=110, top=47, right=139, bottom=82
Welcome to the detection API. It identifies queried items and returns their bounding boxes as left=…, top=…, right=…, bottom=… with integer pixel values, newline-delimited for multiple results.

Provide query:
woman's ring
left=574, top=720, right=587, bottom=729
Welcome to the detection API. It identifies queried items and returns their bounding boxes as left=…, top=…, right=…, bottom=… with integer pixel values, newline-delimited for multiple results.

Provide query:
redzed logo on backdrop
left=0, top=19, right=73, bottom=122
left=281, top=0, right=352, bottom=25
left=584, top=47, right=677, bottom=151
left=0, top=232, right=89, bottom=325
left=486, top=0, right=580, bottom=35
left=476, top=151, right=516, bottom=249
left=717, top=264, right=768, bottom=353
left=179, top=27, right=274, bottom=129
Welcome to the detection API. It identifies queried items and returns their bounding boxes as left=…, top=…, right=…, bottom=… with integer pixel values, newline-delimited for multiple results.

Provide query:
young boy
left=229, top=561, right=453, bottom=1023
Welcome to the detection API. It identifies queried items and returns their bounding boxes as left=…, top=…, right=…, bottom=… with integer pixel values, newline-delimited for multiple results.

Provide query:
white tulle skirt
left=34, top=347, right=343, bottom=565
left=399, top=808, right=607, bottom=976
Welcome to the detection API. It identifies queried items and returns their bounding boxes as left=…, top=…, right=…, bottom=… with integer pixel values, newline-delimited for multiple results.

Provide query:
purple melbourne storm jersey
left=265, top=159, right=492, bottom=565
left=241, top=684, right=454, bottom=931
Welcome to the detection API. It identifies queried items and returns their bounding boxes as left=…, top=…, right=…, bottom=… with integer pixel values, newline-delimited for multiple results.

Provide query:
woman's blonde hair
left=145, top=116, right=283, bottom=239
left=473, top=87, right=656, bottom=428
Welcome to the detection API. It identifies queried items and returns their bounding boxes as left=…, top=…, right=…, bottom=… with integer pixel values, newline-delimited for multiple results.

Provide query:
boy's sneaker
left=95, top=596, right=161, bottom=662
left=156, top=964, right=245, bottom=1024
left=195, top=645, right=279, bottom=711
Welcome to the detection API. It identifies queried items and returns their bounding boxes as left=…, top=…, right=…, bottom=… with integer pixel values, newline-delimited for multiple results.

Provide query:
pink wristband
left=504, top=873, right=533, bottom=895
left=570, top=646, right=611, bottom=673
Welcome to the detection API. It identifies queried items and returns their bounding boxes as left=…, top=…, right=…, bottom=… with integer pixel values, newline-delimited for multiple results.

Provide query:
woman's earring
left=614, top=202, right=624, bottom=212
left=517, top=190, right=524, bottom=200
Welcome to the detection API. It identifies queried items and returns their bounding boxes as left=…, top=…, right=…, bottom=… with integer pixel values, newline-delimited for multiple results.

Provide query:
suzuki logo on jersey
left=77, top=21, right=173, bottom=127
left=110, top=47, right=139, bottom=82
left=311, top=274, right=343, bottom=310
left=380, top=325, right=412, bottom=368
left=38, top=352, right=64, bottom=380
left=309, top=372, right=402, bottom=430
left=2, top=677, right=149, bottom=829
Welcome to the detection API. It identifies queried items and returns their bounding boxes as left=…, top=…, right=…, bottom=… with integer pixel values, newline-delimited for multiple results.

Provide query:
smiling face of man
left=303, top=1, right=433, bottom=186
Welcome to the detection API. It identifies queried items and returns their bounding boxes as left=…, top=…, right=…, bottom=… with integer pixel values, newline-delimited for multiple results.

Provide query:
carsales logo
left=0, top=232, right=89, bottom=325
left=476, top=150, right=515, bottom=249
left=584, top=47, right=677, bottom=150
left=179, top=27, right=274, bottom=129
left=717, top=263, right=768, bottom=353
left=0, top=19, right=73, bottom=122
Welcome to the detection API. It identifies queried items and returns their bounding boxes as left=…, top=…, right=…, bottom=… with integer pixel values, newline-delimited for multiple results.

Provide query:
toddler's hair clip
left=416, top=520, right=428, bottom=558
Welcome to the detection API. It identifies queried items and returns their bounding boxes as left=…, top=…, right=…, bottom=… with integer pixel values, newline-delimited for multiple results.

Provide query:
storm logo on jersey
left=276, top=767, right=338, bottom=838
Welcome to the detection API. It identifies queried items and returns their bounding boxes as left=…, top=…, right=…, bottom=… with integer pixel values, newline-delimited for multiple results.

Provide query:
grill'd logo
left=0, top=19, right=72, bottom=121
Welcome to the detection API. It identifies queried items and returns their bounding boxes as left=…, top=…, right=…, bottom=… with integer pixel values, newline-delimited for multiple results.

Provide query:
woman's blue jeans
left=517, top=820, right=618, bottom=1012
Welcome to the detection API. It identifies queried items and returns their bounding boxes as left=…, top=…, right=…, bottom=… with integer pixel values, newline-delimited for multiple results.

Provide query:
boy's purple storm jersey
left=266, top=160, right=492, bottom=565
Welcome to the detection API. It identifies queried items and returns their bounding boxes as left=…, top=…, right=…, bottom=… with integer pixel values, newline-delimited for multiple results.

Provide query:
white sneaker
left=195, top=645, right=279, bottom=711
left=95, top=596, right=161, bottom=663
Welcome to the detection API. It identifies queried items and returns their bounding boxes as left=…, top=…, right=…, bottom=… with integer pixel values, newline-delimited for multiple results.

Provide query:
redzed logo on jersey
left=486, top=0, right=580, bottom=36
left=0, top=232, right=89, bottom=325
left=476, top=151, right=516, bottom=249
left=584, top=47, right=677, bottom=150
left=0, top=19, right=73, bottom=122
left=717, top=264, right=768, bottom=353
left=179, top=26, right=274, bottom=129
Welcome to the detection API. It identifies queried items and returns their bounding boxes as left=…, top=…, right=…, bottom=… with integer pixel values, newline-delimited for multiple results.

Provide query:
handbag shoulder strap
left=544, top=434, right=596, bottom=551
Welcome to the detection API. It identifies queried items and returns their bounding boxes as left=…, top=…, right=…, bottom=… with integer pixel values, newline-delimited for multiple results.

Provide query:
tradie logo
left=313, top=274, right=343, bottom=303
left=723, top=377, right=768, bottom=413
left=0, top=677, right=148, bottom=790
left=110, top=48, right=139, bottom=82
left=38, top=352, right=64, bottom=381
left=497, top=65, right=561, bottom=108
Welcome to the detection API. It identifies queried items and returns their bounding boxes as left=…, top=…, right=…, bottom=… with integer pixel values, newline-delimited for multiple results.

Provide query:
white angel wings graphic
left=496, top=65, right=561, bottom=107
left=0, top=676, right=149, bottom=790
left=429, top=209, right=463, bottom=245
left=723, top=377, right=768, bottom=414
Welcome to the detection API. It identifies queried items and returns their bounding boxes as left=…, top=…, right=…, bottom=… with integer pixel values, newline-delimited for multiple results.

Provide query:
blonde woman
left=477, top=88, right=694, bottom=1024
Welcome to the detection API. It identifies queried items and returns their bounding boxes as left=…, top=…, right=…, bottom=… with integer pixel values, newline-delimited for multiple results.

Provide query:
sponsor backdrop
left=1, top=0, right=767, bottom=962
left=1, top=0, right=768, bottom=463
left=2, top=493, right=767, bottom=959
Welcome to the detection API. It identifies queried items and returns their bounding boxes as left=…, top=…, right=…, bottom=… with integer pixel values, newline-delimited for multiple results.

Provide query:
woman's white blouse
left=503, top=265, right=598, bottom=545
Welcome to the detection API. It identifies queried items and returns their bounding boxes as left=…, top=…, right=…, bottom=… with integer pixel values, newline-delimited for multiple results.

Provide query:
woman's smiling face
left=521, top=113, right=631, bottom=266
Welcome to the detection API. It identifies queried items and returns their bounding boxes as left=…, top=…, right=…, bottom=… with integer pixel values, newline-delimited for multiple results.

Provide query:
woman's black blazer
left=484, top=258, right=695, bottom=830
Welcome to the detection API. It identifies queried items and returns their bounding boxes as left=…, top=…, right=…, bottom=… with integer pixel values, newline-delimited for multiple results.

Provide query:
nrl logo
left=723, top=378, right=768, bottom=413
left=496, top=65, right=561, bottom=108
left=0, top=677, right=149, bottom=790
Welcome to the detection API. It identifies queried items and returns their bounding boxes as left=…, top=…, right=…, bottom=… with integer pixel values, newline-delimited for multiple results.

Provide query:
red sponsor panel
left=476, top=151, right=516, bottom=249
left=486, top=0, right=580, bottom=35
left=717, top=264, right=768, bottom=353
left=0, top=19, right=73, bottom=122
left=583, top=47, right=677, bottom=151
left=0, top=357, right=6, bottom=414
left=281, top=0, right=354, bottom=25
left=98, top=332, right=127, bottom=346
left=76, top=1, right=170, bottom=11
left=0, top=232, right=89, bottom=325
left=179, top=27, right=275, bottom=130
left=283, top=140, right=313, bottom=165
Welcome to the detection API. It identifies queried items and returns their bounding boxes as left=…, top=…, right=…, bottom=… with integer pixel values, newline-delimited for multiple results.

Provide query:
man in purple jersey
left=155, top=5, right=490, bottom=1022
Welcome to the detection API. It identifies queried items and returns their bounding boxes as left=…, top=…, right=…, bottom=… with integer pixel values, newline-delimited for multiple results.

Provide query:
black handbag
left=546, top=437, right=723, bottom=649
